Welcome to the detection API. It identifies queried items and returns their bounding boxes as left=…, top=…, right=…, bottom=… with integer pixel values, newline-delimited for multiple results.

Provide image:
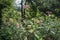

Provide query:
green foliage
left=0, top=0, right=14, bottom=10
left=1, top=13, right=60, bottom=40
left=0, top=0, right=60, bottom=40
left=0, top=0, right=14, bottom=25
left=26, top=0, right=60, bottom=17
left=0, top=25, right=21, bottom=40
left=2, top=8, right=21, bottom=24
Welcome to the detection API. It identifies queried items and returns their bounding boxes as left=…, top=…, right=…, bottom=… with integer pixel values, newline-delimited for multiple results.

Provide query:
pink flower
left=23, top=5, right=30, bottom=10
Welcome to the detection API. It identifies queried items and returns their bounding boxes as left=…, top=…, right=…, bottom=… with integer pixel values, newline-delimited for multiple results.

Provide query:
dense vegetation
left=0, top=0, right=60, bottom=40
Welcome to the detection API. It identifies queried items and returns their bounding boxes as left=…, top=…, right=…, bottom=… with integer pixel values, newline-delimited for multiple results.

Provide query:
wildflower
left=23, top=5, right=30, bottom=10
left=16, top=23, right=22, bottom=28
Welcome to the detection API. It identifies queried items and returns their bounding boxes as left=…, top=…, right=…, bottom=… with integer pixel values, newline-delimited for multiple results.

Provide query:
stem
left=21, top=0, right=25, bottom=22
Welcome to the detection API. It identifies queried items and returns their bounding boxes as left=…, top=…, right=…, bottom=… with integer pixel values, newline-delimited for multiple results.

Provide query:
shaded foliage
left=26, top=0, right=60, bottom=17
left=0, top=0, right=60, bottom=40
left=0, top=0, right=14, bottom=25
